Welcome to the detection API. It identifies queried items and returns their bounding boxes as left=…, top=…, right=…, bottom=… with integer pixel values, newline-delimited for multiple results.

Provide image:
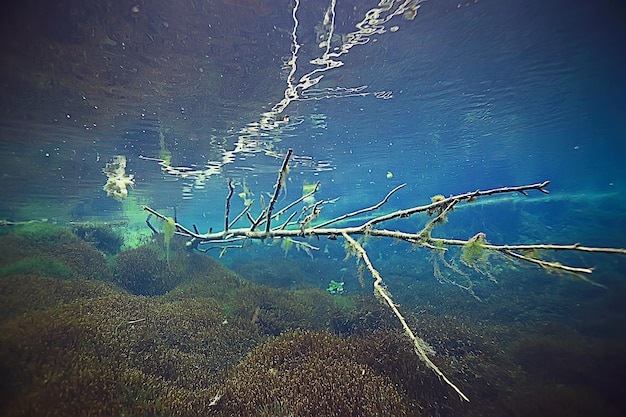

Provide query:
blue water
left=1, top=0, right=625, bottom=416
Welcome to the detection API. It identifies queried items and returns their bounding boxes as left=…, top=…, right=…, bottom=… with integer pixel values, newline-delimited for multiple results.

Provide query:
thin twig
left=314, top=183, right=406, bottom=229
left=224, top=179, right=235, bottom=232
left=265, top=149, right=293, bottom=233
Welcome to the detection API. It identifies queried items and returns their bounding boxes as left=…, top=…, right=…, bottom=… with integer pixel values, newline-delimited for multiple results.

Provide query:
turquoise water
left=1, top=0, right=625, bottom=416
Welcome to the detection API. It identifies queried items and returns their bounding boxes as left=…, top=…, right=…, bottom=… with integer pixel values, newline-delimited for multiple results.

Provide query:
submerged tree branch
left=142, top=148, right=626, bottom=402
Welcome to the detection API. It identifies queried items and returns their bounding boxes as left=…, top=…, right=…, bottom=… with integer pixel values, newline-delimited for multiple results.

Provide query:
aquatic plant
left=162, top=216, right=176, bottom=265
left=0, top=257, right=74, bottom=280
left=9, top=221, right=68, bottom=245
left=0, top=276, right=260, bottom=417
left=1, top=249, right=425, bottom=416
left=280, top=236, right=293, bottom=255
left=505, top=328, right=626, bottom=416
left=326, top=279, right=344, bottom=294
left=1, top=224, right=623, bottom=416
left=223, top=285, right=345, bottom=336
left=142, top=149, right=626, bottom=402
left=0, top=273, right=121, bottom=321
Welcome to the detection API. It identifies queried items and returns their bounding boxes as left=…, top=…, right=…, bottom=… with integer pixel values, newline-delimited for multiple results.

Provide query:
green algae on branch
left=460, top=232, right=489, bottom=267
left=162, top=216, right=176, bottom=266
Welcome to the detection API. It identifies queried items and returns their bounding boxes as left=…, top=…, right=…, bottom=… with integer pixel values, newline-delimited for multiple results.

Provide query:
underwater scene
left=1, top=0, right=625, bottom=416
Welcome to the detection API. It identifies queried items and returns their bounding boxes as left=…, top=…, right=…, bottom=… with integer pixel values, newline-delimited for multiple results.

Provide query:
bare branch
left=313, top=183, right=406, bottom=229
left=224, top=179, right=235, bottom=232
left=229, top=204, right=252, bottom=230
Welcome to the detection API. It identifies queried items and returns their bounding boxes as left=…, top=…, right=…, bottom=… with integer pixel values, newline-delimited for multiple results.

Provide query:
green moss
left=223, top=286, right=340, bottom=336
left=162, top=217, right=176, bottom=265
left=13, top=222, right=71, bottom=245
left=0, top=274, right=121, bottom=321
left=332, top=293, right=356, bottom=310
left=0, top=257, right=74, bottom=280
left=431, top=194, right=446, bottom=203
left=0, top=285, right=259, bottom=417
left=3, top=222, right=620, bottom=416
left=280, top=237, right=292, bottom=255
left=461, top=238, right=488, bottom=266
left=0, top=226, right=112, bottom=282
